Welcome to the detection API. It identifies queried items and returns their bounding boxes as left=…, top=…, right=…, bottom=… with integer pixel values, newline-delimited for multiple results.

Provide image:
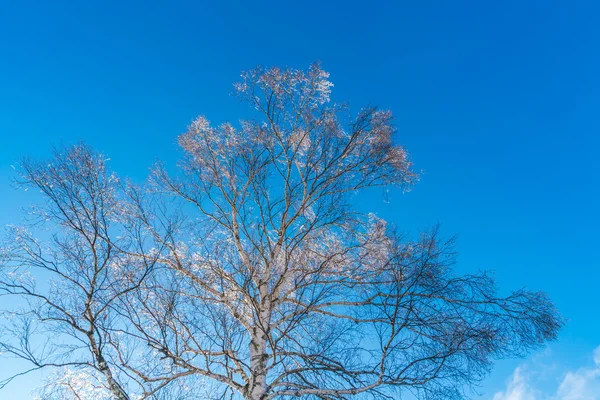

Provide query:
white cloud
left=493, top=367, right=539, bottom=400
left=492, top=346, right=600, bottom=400
left=556, top=346, right=600, bottom=400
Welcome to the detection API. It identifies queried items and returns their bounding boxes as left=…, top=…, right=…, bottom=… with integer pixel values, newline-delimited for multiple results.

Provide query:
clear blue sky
left=1, top=1, right=599, bottom=398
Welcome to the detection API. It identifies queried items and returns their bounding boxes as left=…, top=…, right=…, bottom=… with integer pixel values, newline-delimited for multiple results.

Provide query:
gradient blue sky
left=1, top=1, right=599, bottom=398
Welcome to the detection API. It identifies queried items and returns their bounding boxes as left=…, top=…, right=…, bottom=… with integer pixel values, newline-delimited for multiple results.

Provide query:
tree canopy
left=0, top=63, right=562, bottom=400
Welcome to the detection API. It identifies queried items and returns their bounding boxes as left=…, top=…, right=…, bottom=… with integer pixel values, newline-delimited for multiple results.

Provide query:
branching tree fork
left=0, top=63, right=562, bottom=399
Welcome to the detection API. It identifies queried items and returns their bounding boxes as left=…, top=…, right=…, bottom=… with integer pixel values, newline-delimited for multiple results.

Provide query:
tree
left=0, top=147, right=185, bottom=399
left=0, top=63, right=562, bottom=400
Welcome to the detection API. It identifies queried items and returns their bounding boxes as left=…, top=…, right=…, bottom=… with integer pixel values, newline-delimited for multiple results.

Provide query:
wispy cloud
left=493, top=367, right=540, bottom=400
left=492, top=346, right=600, bottom=400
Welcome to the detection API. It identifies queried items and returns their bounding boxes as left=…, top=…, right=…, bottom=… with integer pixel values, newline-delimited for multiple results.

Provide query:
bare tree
left=0, top=146, right=183, bottom=399
left=142, top=63, right=562, bottom=399
left=0, top=63, right=562, bottom=400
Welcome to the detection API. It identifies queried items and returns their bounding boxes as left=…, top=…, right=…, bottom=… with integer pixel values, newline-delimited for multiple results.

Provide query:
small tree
left=0, top=146, right=134, bottom=398
left=0, top=63, right=562, bottom=400
left=0, top=146, right=186, bottom=399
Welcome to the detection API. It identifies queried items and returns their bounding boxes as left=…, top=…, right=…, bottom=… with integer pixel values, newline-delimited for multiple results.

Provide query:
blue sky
left=0, top=0, right=599, bottom=398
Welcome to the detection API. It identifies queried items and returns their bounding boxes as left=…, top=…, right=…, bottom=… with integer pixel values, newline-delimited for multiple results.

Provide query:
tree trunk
left=248, top=330, right=268, bottom=400
left=89, top=333, right=129, bottom=400
left=98, top=356, right=130, bottom=400
left=248, top=294, right=271, bottom=400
